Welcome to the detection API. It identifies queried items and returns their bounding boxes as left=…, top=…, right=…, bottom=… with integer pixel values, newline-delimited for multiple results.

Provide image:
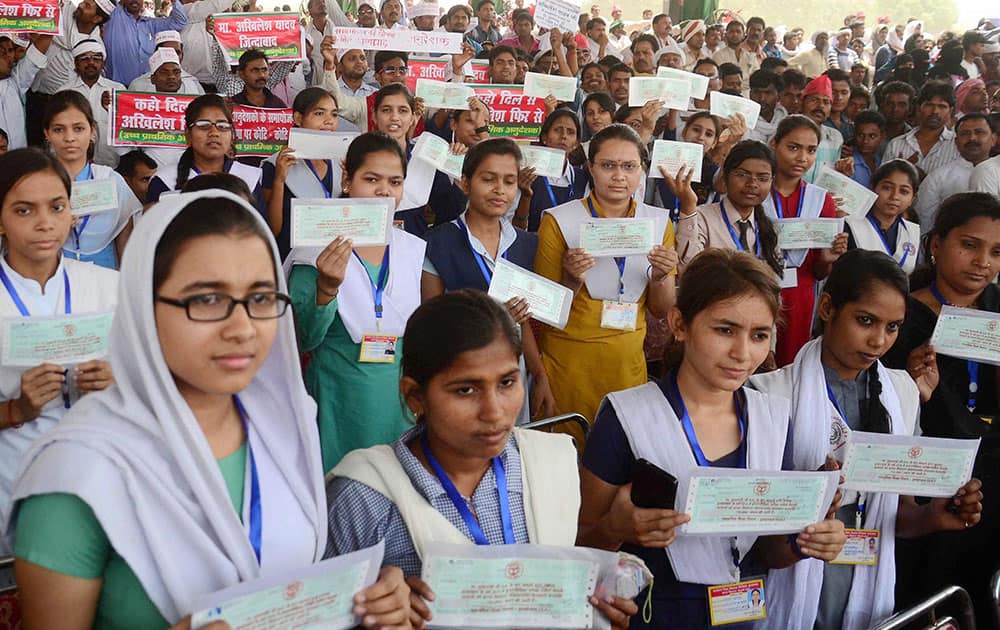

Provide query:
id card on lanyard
left=356, top=248, right=396, bottom=363
left=587, top=198, right=641, bottom=330
left=234, top=397, right=263, bottom=565
left=71, top=164, right=94, bottom=255
left=720, top=201, right=761, bottom=258
left=774, top=185, right=804, bottom=289
left=929, top=283, right=980, bottom=412
left=866, top=214, right=911, bottom=269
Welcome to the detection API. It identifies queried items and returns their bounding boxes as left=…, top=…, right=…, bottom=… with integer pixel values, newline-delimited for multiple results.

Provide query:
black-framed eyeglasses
left=156, top=292, right=291, bottom=321
left=188, top=120, right=233, bottom=131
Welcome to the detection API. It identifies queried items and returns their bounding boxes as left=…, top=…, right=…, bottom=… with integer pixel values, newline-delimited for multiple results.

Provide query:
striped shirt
left=883, top=127, right=961, bottom=176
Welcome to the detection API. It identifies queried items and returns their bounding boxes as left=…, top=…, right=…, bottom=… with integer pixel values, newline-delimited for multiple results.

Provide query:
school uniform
left=0, top=256, right=118, bottom=552
left=845, top=213, right=919, bottom=275
left=286, top=227, right=425, bottom=473
left=762, top=181, right=838, bottom=366
left=751, top=338, right=918, bottom=630
left=261, top=155, right=343, bottom=260
left=145, top=158, right=263, bottom=205
left=644, top=158, right=720, bottom=220
left=424, top=213, right=538, bottom=291
left=584, top=375, right=791, bottom=628
left=7, top=191, right=326, bottom=627
left=63, top=163, right=143, bottom=269
left=524, top=162, right=589, bottom=232
left=675, top=199, right=774, bottom=271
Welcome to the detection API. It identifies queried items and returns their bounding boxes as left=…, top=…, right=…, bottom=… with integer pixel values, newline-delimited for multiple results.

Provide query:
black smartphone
left=630, top=458, right=679, bottom=509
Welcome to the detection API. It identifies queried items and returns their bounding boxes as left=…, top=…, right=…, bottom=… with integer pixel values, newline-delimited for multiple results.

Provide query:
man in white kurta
left=61, top=39, right=126, bottom=167
left=0, top=35, right=53, bottom=149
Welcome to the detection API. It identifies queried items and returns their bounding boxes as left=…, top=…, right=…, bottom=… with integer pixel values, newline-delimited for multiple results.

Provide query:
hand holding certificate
left=649, top=140, right=703, bottom=181
left=930, top=305, right=1000, bottom=366
left=415, top=78, right=473, bottom=110
left=813, top=166, right=878, bottom=217
left=657, top=66, right=710, bottom=100
left=488, top=258, right=573, bottom=329
left=710, top=92, right=761, bottom=129
left=776, top=217, right=844, bottom=250
left=523, top=71, right=578, bottom=102
left=191, top=542, right=383, bottom=629
left=840, top=432, right=980, bottom=497
left=579, top=218, right=656, bottom=257
left=412, top=132, right=465, bottom=179
left=1, top=312, right=114, bottom=367
left=677, top=469, right=840, bottom=536
left=287, top=128, right=358, bottom=161
left=290, top=198, right=393, bottom=248
left=628, top=76, right=691, bottom=110
left=71, top=179, right=119, bottom=216
left=520, top=145, right=566, bottom=179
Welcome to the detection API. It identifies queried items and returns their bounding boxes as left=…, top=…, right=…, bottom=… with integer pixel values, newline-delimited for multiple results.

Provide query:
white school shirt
left=913, top=158, right=973, bottom=234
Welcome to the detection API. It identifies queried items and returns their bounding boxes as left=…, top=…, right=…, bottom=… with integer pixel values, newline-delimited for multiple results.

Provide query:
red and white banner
left=232, top=105, right=294, bottom=156
left=0, top=0, right=60, bottom=34
left=469, top=85, right=547, bottom=139
left=212, top=12, right=305, bottom=64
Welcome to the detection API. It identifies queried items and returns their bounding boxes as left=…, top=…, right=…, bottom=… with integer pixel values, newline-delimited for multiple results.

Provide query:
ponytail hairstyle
left=821, top=249, right=909, bottom=434
left=722, top=140, right=783, bottom=276
left=43, top=90, right=98, bottom=163
left=911, top=192, right=1000, bottom=290
left=665, top=249, right=782, bottom=371
left=177, top=94, right=234, bottom=190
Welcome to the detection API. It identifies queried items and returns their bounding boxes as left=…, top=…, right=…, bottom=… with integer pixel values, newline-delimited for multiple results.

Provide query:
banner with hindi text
left=232, top=105, right=293, bottom=156
left=0, top=0, right=60, bottom=34
left=331, top=27, right=461, bottom=54
left=469, top=84, right=546, bottom=140
left=212, top=12, right=305, bottom=64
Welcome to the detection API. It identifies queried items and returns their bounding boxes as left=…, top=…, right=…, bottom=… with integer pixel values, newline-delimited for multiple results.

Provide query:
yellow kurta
left=534, top=198, right=676, bottom=423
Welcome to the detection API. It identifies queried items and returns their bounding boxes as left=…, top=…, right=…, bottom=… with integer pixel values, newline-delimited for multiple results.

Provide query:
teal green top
left=14, top=444, right=247, bottom=630
left=289, top=263, right=410, bottom=473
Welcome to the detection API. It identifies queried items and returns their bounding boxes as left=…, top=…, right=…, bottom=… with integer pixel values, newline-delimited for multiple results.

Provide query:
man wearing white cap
left=305, top=0, right=352, bottom=87
left=26, top=0, right=113, bottom=146
left=680, top=19, right=706, bottom=71
left=409, top=0, right=439, bottom=32
left=61, top=38, right=126, bottom=167
left=147, top=47, right=183, bottom=93
left=102, top=0, right=188, bottom=86
left=654, top=39, right=686, bottom=70
left=0, top=33, right=53, bottom=149
left=128, top=30, right=203, bottom=93
left=827, top=27, right=858, bottom=70
left=336, top=47, right=376, bottom=97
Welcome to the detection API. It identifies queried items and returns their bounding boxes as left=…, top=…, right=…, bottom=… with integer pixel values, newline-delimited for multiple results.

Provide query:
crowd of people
left=0, top=0, right=998, bottom=628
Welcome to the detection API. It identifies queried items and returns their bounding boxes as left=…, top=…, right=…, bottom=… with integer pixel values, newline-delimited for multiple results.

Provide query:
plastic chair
left=872, top=585, right=976, bottom=630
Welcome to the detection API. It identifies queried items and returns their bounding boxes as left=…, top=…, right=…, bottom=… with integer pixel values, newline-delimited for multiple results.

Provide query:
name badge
left=831, top=529, right=880, bottom=566
left=600, top=300, right=639, bottom=330
left=707, top=577, right=767, bottom=626
left=779, top=266, right=798, bottom=289
left=830, top=412, right=851, bottom=461
left=359, top=334, right=398, bottom=363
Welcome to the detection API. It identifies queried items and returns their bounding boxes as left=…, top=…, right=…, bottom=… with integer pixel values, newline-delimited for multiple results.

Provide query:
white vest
left=604, top=382, right=790, bottom=585
left=154, top=160, right=263, bottom=194
left=845, top=215, right=919, bottom=275
left=262, top=154, right=343, bottom=201
left=762, top=182, right=828, bottom=268
left=546, top=200, right=669, bottom=302
left=331, top=428, right=580, bottom=559
left=65, top=164, right=143, bottom=256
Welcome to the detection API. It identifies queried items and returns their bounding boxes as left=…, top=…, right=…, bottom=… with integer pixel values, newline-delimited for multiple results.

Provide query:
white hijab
left=6, top=191, right=327, bottom=623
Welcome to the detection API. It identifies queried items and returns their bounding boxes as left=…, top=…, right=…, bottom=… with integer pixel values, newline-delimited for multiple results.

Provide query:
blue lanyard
left=305, top=159, right=333, bottom=199
left=457, top=217, right=507, bottom=285
left=586, top=197, right=627, bottom=298
left=866, top=213, right=909, bottom=267
left=542, top=165, right=574, bottom=208
left=233, top=397, right=262, bottom=565
left=826, top=381, right=869, bottom=527
left=656, top=180, right=682, bottom=224
left=72, top=164, right=94, bottom=252
left=825, top=381, right=848, bottom=421
left=353, top=247, right=390, bottom=326
left=669, top=372, right=747, bottom=468
left=0, top=264, right=71, bottom=316
left=720, top=200, right=761, bottom=257
left=420, top=431, right=515, bottom=545
left=772, top=182, right=806, bottom=219
left=929, top=282, right=979, bottom=411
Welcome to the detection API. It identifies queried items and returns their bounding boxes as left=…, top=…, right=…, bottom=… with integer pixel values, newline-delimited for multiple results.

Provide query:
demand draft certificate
left=678, top=469, right=839, bottom=536
left=930, top=305, right=1000, bottom=366
left=290, top=198, right=393, bottom=248
left=488, top=258, right=573, bottom=329
left=579, top=218, right=656, bottom=257
left=71, top=179, right=119, bottom=216
left=191, top=542, right=383, bottom=630
left=422, top=544, right=603, bottom=629
left=840, top=431, right=980, bottom=497
left=1, top=312, right=114, bottom=367
left=775, top=217, right=844, bottom=250
left=813, top=165, right=878, bottom=217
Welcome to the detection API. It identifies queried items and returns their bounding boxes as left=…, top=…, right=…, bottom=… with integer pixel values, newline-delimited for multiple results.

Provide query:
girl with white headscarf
left=6, top=190, right=411, bottom=629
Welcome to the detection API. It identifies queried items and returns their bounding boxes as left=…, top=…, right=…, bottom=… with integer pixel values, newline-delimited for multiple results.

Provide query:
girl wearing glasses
left=767, top=115, right=848, bottom=366
left=534, top=124, right=678, bottom=422
left=843, top=160, right=920, bottom=275
left=0, top=149, right=118, bottom=550
left=145, top=94, right=262, bottom=206
left=287, top=132, right=425, bottom=473
left=422, top=138, right=555, bottom=421
left=327, top=289, right=638, bottom=630
left=668, top=140, right=783, bottom=276
left=43, top=91, right=142, bottom=270
left=263, top=87, right=342, bottom=259
left=8, top=189, right=412, bottom=629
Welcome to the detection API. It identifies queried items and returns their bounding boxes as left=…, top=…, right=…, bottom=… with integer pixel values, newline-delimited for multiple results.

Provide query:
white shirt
left=62, top=74, right=128, bottom=167
left=883, top=127, right=961, bottom=175
left=1, top=45, right=47, bottom=149
left=971, top=155, right=1000, bottom=196
left=128, top=71, right=204, bottom=94
left=179, top=0, right=233, bottom=84
left=0, top=256, right=64, bottom=315
left=913, top=158, right=974, bottom=234
left=306, top=20, right=335, bottom=86
left=31, top=0, right=101, bottom=94
left=338, top=77, right=378, bottom=98
left=960, top=59, right=980, bottom=80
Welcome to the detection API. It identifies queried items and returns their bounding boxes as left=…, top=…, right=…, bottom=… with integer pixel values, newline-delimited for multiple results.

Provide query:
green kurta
left=14, top=445, right=247, bottom=630
left=289, top=264, right=410, bottom=473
